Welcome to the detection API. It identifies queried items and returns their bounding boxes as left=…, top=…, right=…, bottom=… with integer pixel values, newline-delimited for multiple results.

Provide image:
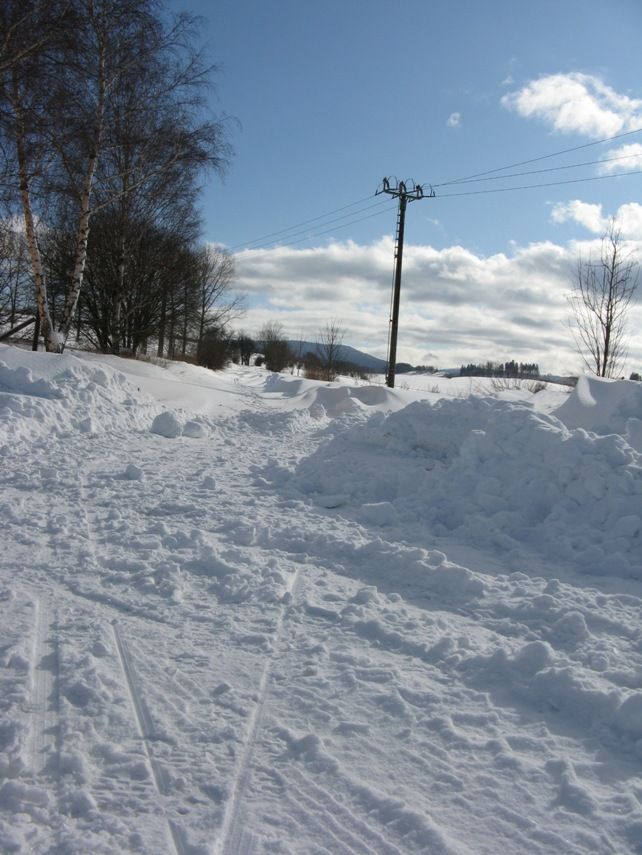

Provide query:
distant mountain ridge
left=286, top=340, right=388, bottom=373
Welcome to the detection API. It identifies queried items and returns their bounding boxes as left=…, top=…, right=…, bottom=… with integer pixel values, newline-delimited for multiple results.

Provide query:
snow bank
left=292, top=396, right=642, bottom=579
left=554, top=375, right=642, bottom=451
left=0, top=346, right=162, bottom=452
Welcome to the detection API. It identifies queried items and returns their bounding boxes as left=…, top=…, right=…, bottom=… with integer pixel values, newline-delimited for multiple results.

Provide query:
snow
left=1, top=342, right=641, bottom=854
left=554, top=375, right=642, bottom=452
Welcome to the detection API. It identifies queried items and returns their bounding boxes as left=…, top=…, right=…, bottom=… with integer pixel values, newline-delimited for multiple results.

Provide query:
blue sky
left=170, top=0, right=642, bottom=372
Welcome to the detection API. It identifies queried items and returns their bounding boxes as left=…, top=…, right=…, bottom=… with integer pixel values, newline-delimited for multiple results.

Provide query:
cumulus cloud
left=501, top=73, right=642, bottom=138
left=598, top=142, right=642, bottom=174
left=614, top=203, right=642, bottom=240
left=447, top=112, right=461, bottom=128
left=551, top=199, right=642, bottom=240
left=551, top=200, right=605, bottom=233
left=232, top=234, right=642, bottom=373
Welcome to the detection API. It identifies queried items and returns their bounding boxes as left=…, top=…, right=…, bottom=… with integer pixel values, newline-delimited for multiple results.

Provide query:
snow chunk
left=512, top=640, right=554, bottom=676
left=123, top=463, right=144, bottom=481
left=359, top=501, right=397, bottom=526
left=150, top=411, right=182, bottom=438
left=182, top=419, right=205, bottom=438
left=550, top=610, right=590, bottom=644
left=616, top=693, right=642, bottom=738
left=0, top=780, right=50, bottom=809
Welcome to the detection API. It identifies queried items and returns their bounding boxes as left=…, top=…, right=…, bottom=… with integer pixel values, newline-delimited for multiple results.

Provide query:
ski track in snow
left=218, top=564, right=305, bottom=855
left=2, top=352, right=642, bottom=854
left=28, top=599, right=60, bottom=780
left=111, top=621, right=188, bottom=855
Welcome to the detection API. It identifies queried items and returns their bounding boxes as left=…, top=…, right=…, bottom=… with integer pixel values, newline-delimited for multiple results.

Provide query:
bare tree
left=316, top=319, right=345, bottom=381
left=0, top=217, right=31, bottom=328
left=194, top=246, right=242, bottom=344
left=569, top=221, right=639, bottom=377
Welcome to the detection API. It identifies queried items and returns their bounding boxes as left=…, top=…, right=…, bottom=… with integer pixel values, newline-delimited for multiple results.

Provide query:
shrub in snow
left=150, top=411, right=182, bottom=438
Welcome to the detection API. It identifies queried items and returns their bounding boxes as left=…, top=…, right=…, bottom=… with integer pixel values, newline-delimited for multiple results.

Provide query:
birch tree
left=0, top=0, right=230, bottom=352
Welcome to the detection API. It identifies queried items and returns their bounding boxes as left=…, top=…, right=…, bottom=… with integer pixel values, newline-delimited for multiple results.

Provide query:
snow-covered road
left=1, top=346, right=641, bottom=854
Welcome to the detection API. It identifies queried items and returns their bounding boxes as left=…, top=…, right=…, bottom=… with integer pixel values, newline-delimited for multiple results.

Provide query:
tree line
left=459, top=360, right=540, bottom=378
left=0, top=0, right=239, bottom=357
left=197, top=320, right=367, bottom=383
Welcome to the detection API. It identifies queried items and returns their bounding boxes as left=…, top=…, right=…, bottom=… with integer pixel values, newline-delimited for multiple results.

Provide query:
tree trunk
left=12, top=69, right=58, bottom=351
left=157, top=288, right=167, bottom=357
left=181, top=282, right=189, bottom=355
left=57, top=47, right=106, bottom=351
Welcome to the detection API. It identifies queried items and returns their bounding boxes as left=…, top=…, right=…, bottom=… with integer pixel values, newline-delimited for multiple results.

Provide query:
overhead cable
left=444, top=151, right=642, bottom=186
left=230, top=194, right=378, bottom=250
left=431, top=126, right=642, bottom=187
left=437, top=168, right=642, bottom=197
left=235, top=198, right=394, bottom=251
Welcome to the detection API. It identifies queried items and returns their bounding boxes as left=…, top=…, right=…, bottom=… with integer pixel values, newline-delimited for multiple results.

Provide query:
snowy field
left=1, top=343, right=641, bottom=855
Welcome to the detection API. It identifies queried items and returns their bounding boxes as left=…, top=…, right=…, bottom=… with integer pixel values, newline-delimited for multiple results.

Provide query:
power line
left=235, top=167, right=642, bottom=253
left=230, top=193, right=377, bottom=250
left=443, top=151, right=642, bottom=186
left=430, top=126, right=642, bottom=187
left=237, top=201, right=396, bottom=252
left=436, top=167, right=642, bottom=198
left=230, top=128, right=642, bottom=252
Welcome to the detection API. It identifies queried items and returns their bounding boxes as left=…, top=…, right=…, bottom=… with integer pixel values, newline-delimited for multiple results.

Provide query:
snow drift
left=554, top=375, right=642, bottom=452
left=291, top=396, right=642, bottom=579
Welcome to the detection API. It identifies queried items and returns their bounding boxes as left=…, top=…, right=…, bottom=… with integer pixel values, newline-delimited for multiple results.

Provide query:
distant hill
left=286, top=341, right=389, bottom=374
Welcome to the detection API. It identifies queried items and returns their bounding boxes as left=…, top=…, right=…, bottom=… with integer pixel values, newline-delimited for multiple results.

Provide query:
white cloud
left=501, top=73, right=642, bottom=138
left=447, top=112, right=461, bottom=128
left=551, top=200, right=605, bottom=233
left=551, top=199, right=642, bottom=240
left=615, top=203, right=642, bottom=240
left=598, top=142, right=642, bottom=174
left=233, top=234, right=642, bottom=373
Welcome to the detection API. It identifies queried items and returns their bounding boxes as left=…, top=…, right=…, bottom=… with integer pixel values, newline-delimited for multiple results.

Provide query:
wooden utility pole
left=376, top=178, right=433, bottom=388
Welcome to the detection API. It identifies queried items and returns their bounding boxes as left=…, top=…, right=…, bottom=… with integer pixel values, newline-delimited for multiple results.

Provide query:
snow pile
left=264, top=371, right=407, bottom=415
left=554, top=375, right=642, bottom=451
left=150, top=411, right=206, bottom=439
left=0, top=346, right=161, bottom=452
left=292, top=396, right=642, bottom=578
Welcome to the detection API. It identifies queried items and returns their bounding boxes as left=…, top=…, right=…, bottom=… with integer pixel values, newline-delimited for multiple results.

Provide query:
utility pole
left=376, top=177, right=433, bottom=388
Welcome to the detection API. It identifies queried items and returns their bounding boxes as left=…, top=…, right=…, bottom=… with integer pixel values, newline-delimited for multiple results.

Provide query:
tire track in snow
left=112, top=621, right=188, bottom=855
left=216, top=566, right=303, bottom=855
